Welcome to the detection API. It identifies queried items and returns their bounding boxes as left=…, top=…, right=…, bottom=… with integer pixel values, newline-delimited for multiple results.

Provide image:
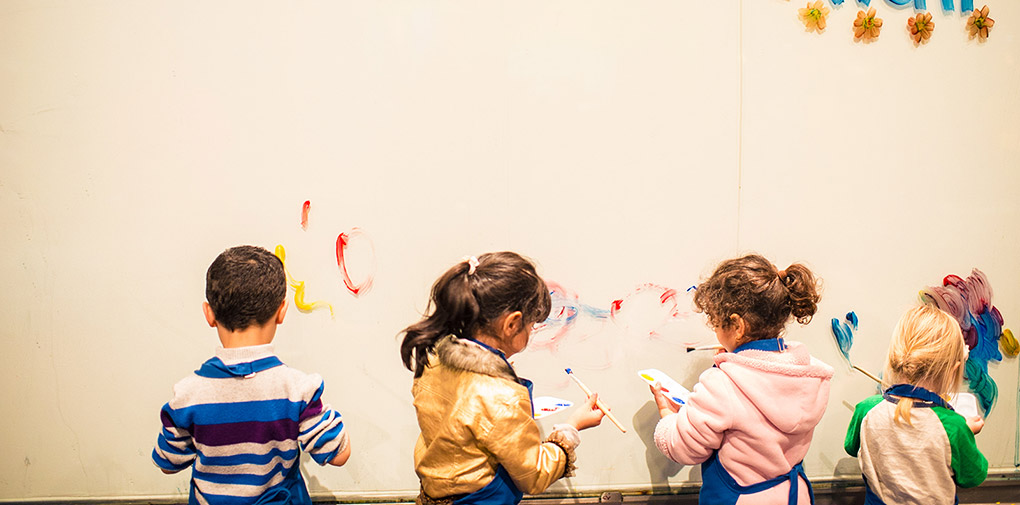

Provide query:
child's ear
left=502, top=311, right=524, bottom=338
left=275, top=299, right=288, bottom=324
left=730, top=314, right=746, bottom=338
left=202, top=302, right=218, bottom=328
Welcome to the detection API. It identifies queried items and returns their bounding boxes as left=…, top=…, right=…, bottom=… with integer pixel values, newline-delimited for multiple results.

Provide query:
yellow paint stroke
left=275, top=244, right=334, bottom=318
left=1001, top=328, right=1018, bottom=357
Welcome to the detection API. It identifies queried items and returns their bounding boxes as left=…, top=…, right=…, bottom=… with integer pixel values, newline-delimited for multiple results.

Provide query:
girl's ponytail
left=885, top=305, right=966, bottom=425
left=400, top=252, right=551, bottom=378
left=893, top=397, right=916, bottom=426
left=694, top=254, right=821, bottom=342
left=401, top=261, right=481, bottom=378
left=781, top=263, right=820, bottom=324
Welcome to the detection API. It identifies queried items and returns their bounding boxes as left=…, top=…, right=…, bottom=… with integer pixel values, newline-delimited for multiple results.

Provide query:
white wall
left=0, top=0, right=1016, bottom=500
left=740, top=0, right=1020, bottom=478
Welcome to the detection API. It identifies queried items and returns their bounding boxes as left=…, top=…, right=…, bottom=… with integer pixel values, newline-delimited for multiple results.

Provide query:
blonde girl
left=844, top=305, right=987, bottom=505
left=400, top=252, right=604, bottom=505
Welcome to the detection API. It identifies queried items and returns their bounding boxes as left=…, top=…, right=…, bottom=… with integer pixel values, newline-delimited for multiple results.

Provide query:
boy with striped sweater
left=153, top=245, right=351, bottom=505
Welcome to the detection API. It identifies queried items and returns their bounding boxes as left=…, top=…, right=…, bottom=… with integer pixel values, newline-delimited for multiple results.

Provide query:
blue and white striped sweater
left=153, top=344, right=347, bottom=505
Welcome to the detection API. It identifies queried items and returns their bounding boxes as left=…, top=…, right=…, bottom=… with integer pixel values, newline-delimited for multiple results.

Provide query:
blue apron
left=451, top=340, right=535, bottom=505
left=452, top=466, right=525, bottom=505
left=251, top=465, right=313, bottom=505
left=700, top=453, right=812, bottom=505
left=862, top=385, right=959, bottom=505
left=189, top=463, right=312, bottom=505
left=698, top=338, right=813, bottom=505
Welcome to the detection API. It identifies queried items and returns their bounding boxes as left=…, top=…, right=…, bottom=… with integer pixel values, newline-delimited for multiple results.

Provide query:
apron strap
left=702, top=452, right=813, bottom=505
left=748, top=461, right=810, bottom=505
left=733, top=338, right=787, bottom=353
left=785, top=462, right=813, bottom=505
left=883, top=383, right=951, bottom=410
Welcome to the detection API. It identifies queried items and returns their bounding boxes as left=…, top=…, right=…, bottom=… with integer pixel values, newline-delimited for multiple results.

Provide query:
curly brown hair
left=693, top=254, right=820, bottom=345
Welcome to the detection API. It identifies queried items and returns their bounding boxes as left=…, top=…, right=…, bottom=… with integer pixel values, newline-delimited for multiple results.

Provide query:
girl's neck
left=733, top=334, right=782, bottom=349
left=473, top=334, right=509, bottom=357
left=893, top=379, right=945, bottom=396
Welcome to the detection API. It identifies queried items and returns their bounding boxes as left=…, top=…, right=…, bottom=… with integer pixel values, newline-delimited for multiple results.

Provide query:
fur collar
left=434, top=335, right=517, bottom=381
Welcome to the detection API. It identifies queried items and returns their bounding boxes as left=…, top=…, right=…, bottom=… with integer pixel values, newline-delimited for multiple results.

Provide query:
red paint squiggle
left=610, top=299, right=623, bottom=317
left=336, top=228, right=377, bottom=296
left=609, top=283, right=691, bottom=336
left=660, top=288, right=677, bottom=305
left=300, top=200, right=311, bottom=230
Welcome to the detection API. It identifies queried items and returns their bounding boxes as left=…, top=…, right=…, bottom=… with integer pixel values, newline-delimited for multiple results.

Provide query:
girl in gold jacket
left=400, top=252, right=605, bottom=505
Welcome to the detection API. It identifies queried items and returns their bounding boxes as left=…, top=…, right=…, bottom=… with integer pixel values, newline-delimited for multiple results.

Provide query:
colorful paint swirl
left=919, top=268, right=1009, bottom=416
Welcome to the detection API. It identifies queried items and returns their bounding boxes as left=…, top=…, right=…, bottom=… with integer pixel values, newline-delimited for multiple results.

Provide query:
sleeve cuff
left=545, top=424, right=580, bottom=478
left=653, top=413, right=680, bottom=458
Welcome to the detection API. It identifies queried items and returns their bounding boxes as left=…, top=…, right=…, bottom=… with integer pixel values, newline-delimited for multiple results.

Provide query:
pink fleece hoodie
left=654, top=341, right=834, bottom=504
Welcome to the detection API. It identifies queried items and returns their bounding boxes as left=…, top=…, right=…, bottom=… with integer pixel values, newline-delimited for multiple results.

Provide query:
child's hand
left=650, top=382, right=681, bottom=419
left=568, top=393, right=605, bottom=431
left=966, top=415, right=985, bottom=435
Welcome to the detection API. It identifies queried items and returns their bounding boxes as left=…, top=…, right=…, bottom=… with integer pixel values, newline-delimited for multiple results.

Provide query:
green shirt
left=844, top=395, right=987, bottom=505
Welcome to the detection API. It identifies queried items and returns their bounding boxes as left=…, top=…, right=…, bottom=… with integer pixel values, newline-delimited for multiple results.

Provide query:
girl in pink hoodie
left=650, top=254, right=834, bottom=505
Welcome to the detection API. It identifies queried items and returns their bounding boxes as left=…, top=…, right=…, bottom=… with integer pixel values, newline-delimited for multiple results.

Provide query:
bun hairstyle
left=693, top=254, right=820, bottom=343
left=886, top=305, right=966, bottom=425
left=400, top=252, right=552, bottom=378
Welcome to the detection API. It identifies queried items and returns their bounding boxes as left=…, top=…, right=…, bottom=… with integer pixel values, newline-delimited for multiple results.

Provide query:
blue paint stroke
left=535, top=285, right=614, bottom=351
left=971, top=311, right=1003, bottom=365
left=541, top=293, right=609, bottom=329
left=831, top=318, right=854, bottom=363
left=935, top=0, right=973, bottom=10
left=886, top=0, right=927, bottom=9
left=581, top=304, right=610, bottom=319
left=846, top=311, right=859, bottom=330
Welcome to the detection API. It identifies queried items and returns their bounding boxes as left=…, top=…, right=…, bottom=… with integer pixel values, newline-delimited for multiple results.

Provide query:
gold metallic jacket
left=412, top=336, right=576, bottom=501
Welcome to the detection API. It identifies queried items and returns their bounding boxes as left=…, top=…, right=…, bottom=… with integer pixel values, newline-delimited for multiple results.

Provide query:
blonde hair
left=885, top=305, right=966, bottom=425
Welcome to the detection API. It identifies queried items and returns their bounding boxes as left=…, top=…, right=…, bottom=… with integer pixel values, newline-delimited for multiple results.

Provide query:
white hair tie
left=462, top=256, right=479, bottom=275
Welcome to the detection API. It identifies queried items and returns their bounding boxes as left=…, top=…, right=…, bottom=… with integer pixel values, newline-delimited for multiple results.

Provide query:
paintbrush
left=564, top=368, right=626, bottom=433
left=852, top=365, right=883, bottom=384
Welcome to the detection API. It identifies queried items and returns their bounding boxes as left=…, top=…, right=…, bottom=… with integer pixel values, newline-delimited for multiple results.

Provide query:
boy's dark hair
left=693, top=254, right=820, bottom=344
left=400, top=251, right=552, bottom=378
left=206, top=245, right=287, bottom=332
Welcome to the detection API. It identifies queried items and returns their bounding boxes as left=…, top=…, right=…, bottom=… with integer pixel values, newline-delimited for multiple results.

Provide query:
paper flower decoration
left=853, top=7, right=883, bottom=41
left=907, top=12, right=935, bottom=44
left=967, top=5, right=994, bottom=40
left=799, top=1, right=830, bottom=32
